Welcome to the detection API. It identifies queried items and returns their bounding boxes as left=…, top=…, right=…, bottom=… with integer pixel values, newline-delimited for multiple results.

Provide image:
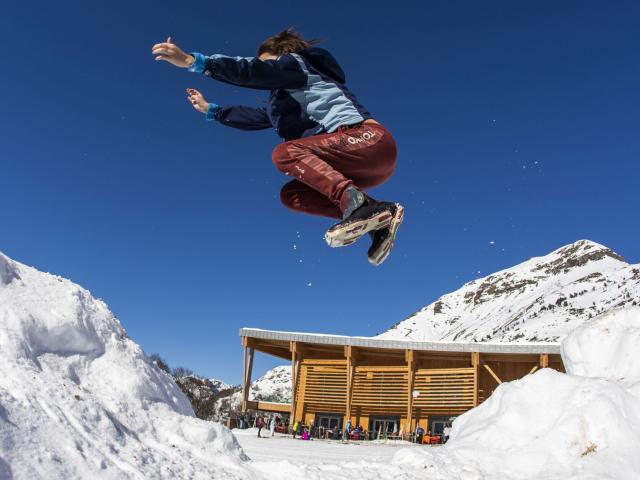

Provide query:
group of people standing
left=415, top=423, right=452, bottom=444
left=238, top=413, right=282, bottom=438
left=239, top=413, right=453, bottom=445
left=255, top=414, right=282, bottom=438
left=291, top=420, right=311, bottom=440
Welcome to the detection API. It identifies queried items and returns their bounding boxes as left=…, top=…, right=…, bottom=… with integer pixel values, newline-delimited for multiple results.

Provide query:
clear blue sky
left=2, top=1, right=639, bottom=384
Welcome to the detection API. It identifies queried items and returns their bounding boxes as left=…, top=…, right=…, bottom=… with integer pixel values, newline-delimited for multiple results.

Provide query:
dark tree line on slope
left=148, top=353, right=239, bottom=421
left=148, top=353, right=193, bottom=377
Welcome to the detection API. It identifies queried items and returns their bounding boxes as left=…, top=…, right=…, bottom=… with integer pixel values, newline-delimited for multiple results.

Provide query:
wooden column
left=345, top=346, right=356, bottom=423
left=295, top=363, right=307, bottom=420
left=540, top=353, right=549, bottom=369
left=290, top=341, right=302, bottom=422
left=471, top=352, right=480, bottom=406
left=406, top=349, right=415, bottom=432
left=241, top=337, right=254, bottom=412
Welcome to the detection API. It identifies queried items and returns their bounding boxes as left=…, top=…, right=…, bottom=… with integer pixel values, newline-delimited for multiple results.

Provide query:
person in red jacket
left=152, top=29, right=404, bottom=265
left=256, top=415, right=264, bottom=438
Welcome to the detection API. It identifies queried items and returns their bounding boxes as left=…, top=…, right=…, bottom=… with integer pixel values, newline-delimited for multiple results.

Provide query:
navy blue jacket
left=189, top=48, right=372, bottom=141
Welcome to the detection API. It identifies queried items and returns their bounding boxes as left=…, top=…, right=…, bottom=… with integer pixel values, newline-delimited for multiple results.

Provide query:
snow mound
left=0, top=252, right=249, bottom=479
left=393, top=306, right=640, bottom=480
left=562, top=306, right=640, bottom=395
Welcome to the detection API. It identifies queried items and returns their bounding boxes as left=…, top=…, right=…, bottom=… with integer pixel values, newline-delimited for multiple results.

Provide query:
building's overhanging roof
left=239, top=328, right=562, bottom=355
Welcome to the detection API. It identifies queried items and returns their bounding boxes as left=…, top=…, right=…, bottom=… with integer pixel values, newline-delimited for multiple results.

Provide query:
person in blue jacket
left=343, top=419, right=352, bottom=441
left=152, top=29, right=404, bottom=265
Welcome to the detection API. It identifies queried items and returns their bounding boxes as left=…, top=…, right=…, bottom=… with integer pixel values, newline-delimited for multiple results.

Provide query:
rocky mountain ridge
left=174, top=367, right=291, bottom=421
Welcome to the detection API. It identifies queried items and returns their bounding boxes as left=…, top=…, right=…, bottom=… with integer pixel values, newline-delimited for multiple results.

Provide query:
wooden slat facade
left=240, top=330, right=564, bottom=432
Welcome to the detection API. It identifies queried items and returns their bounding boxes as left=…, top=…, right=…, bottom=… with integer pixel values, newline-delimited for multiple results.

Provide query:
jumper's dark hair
left=257, top=28, right=320, bottom=57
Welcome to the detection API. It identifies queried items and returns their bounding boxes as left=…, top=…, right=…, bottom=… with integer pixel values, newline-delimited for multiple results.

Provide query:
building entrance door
left=428, top=416, right=455, bottom=435
left=370, top=416, right=400, bottom=439
left=315, top=413, right=342, bottom=429
left=315, top=413, right=343, bottom=439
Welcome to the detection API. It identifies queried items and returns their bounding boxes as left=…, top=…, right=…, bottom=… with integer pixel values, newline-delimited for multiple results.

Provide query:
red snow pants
left=272, top=121, right=397, bottom=220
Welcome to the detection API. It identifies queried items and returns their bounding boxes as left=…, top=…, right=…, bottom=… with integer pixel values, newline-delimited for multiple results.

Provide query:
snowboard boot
left=367, top=203, right=404, bottom=266
left=324, top=186, right=397, bottom=248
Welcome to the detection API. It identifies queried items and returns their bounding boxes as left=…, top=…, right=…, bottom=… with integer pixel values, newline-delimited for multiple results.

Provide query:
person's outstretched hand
left=186, top=88, right=210, bottom=114
left=152, top=37, right=194, bottom=68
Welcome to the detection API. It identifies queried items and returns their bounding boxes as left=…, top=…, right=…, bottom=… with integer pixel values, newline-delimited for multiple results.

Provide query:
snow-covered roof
left=239, top=328, right=561, bottom=354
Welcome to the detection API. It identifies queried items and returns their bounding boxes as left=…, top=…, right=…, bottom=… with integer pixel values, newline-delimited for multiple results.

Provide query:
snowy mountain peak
left=527, top=239, right=625, bottom=274
left=379, top=240, right=639, bottom=343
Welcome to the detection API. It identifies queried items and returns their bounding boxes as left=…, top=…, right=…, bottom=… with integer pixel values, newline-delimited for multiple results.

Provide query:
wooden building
left=240, top=328, right=564, bottom=435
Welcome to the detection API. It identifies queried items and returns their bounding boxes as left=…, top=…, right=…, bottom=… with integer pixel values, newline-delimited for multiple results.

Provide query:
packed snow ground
left=2, top=249, right=640, bottom=479
left=234, top=428, right=420, bottom=464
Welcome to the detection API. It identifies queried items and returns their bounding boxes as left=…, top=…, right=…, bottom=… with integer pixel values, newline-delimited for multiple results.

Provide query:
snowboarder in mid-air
left=152, top=29, right=403, bottom=265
